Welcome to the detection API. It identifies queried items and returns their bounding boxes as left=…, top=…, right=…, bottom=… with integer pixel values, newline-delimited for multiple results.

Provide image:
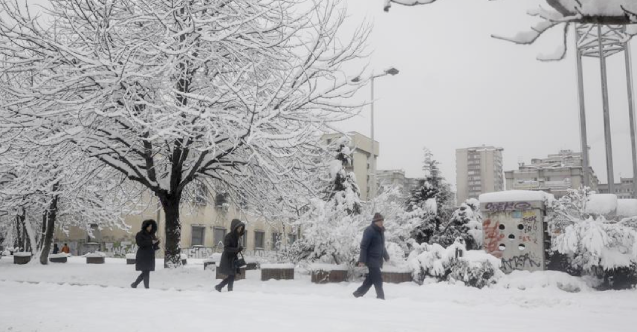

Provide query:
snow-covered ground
left=1, top=257, right=636, bottom=332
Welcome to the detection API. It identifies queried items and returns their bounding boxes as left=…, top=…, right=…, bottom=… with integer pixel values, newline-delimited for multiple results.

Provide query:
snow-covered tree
left=0, top=0, right=370, bottom=266
left=432, top=199, right=483, bottom=250
left=383, top=0, right=637, bottom=61
left=407, top=148, right=454, bottom=244
left=0, top=137, right=133, bottom=264
left=288, top=136, right=363, bottom=265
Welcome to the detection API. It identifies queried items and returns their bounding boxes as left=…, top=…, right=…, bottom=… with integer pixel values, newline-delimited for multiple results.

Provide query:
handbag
left=234, top=252, right=247, bottom=269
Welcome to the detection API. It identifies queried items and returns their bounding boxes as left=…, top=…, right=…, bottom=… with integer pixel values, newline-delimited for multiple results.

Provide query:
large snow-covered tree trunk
left=39, top=188, right=59, bottom=265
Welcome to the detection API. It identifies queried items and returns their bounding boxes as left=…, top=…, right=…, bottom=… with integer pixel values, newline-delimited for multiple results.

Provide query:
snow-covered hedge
left=408, top=238, right=503, bottom=289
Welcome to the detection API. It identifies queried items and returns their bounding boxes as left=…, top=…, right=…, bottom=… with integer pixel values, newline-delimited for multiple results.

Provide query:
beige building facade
left=322, top=132, right=378, bottom=201
left=456, top=146, right=504, bottom=204
left=54, top=192, right=298, bottom=258
left=504, top=150, right=599, bottom=199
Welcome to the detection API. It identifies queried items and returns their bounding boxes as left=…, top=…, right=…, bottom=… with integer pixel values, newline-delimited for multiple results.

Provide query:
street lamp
left=351, top=67, right=400, bottom=202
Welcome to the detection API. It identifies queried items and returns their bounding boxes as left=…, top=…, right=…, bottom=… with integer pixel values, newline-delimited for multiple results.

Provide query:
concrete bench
left=261, top=264, right=295, bottom=281
left=49, top=254, right=68, bottom=263
left=382, top=270, right=413, bottom=284
left=310, top=264, right=348, bottom=284
left=216, top=267, right=246, bottom=280
left=14, top=253, right=32, bottom=265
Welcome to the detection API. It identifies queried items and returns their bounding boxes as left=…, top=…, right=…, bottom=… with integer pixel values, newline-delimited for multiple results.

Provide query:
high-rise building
left=504, top=150, right=599, bottom=198
left=456, top=146, right=504, bottom=203
left=322, top=132, right=378, bottom=201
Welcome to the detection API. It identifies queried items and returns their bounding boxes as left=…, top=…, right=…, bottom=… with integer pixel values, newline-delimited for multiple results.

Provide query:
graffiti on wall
left=483, top=219, right=504, bottom=258
left=501, top=253, right=541, bottom=271
left=484, top=201, right=532, bottom=213
left=483, top=208, right=545, bottom=273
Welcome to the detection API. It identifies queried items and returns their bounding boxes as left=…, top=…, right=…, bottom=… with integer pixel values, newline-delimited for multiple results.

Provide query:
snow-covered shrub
left=553, top=216, right=637, bottom=289
left=408, top=238, right=502, bottom=288
left=549, top=189, right=637, bottom=289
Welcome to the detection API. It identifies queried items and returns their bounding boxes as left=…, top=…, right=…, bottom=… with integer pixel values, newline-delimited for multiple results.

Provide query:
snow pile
left=496, top=270, right=593, bottom=293
left=261, top=263, right=295, bottom=269
left=549, top=0, right=637, bottom=17
left=84, top=252, right=106, bottom=258
left=180, top=254, right=187, bottom=260
left=617, top=199, right=637, bottom=217
left=125, top=253, right=136, bottom=259
left=408, top=238, right=502, bottom=288
left=480, top=190, right=551, bottom=203
left=585, top=194, right=618, bottom=216
left=14, top=252, right=32, bottom=257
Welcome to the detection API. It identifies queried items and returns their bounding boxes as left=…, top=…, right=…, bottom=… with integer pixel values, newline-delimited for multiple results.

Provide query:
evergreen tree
left=407, top=148, right=454, bottom=244
left=432, top=199, right=483, bottom=250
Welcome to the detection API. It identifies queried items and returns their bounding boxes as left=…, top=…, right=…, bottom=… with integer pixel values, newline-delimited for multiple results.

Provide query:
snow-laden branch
left=384, top=0, right=637, bottom=61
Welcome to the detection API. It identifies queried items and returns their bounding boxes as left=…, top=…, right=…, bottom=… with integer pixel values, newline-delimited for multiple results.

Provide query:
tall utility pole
left=574, top=24, right=637, bottom=196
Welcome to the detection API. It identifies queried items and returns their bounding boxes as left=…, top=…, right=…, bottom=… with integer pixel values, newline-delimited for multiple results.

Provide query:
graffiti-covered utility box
left=479, top=191, right=550, bottom=273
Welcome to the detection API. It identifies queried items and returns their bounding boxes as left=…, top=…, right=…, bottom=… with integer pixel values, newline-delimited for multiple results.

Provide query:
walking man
left=353, top=213, right=389, bottom=300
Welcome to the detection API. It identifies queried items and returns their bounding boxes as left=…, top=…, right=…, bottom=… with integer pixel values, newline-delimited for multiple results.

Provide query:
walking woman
left=131, top=219, right=160, bottom=289
left=215, top=219, right=245, bottom=292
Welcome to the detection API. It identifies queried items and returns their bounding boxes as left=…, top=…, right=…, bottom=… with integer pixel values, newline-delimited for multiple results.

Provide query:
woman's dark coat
left=218, top=219, right=245, bottom=276
left=135, top=219, right=159, bottom=272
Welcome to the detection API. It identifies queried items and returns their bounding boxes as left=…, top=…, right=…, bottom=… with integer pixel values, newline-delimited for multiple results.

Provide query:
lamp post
left=351, top=67, right=400, bottom=203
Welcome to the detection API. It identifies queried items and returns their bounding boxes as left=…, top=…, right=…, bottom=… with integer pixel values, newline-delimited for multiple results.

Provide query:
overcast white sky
left=17, top=0, right=637, bottom=190
left=338, top=0, right=637, bottom=190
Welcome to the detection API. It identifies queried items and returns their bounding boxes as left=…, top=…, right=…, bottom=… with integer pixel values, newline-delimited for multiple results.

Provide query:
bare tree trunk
left=160, top=193, right=182, bottom=268
left=40, top=187, right=59, bottom=264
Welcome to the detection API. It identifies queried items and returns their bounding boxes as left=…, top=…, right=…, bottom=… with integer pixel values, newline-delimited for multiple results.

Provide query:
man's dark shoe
left=353, top=291, right=363, bottom=298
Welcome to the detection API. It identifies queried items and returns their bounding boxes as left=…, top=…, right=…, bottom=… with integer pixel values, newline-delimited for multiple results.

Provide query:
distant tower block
left=574, top=24, right=637, bottom=196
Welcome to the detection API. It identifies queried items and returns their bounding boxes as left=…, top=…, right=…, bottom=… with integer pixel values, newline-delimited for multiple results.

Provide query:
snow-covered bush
left=408, top=238, right=502, bottom=288
left=548, top=188, right=637, bottom=289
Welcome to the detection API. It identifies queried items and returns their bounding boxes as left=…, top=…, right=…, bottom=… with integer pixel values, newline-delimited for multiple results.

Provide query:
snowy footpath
left=1, top=257, right=636, bottom=332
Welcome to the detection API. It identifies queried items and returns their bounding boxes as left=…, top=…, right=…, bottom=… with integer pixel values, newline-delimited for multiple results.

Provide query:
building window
left=288, top=233, right=297, bottom=245
left=271, top=232, right=281, bottom=250
left=191, top=226, right=206, bottom=247
left=213, top=227, right=227, bottom=248
left=254, top=231, right=265, bottom=250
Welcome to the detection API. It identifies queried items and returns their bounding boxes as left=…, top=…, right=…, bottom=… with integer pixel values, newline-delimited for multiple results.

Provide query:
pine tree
left=408, top=148, right=454, bottom=244
left=432, top=199, right=483, bottom=250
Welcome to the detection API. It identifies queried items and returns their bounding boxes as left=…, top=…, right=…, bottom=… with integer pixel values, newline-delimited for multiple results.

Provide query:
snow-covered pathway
left=1, top=257, right=636, bottom=332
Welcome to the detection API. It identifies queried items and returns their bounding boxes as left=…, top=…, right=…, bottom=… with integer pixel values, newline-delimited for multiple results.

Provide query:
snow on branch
left=384, top=0, right=637, bottom=61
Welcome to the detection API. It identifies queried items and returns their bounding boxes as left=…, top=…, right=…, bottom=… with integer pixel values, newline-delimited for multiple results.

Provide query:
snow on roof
left=585, top=194, right=618, bottom=216
left=616, top=199, right=637, bottom=217
left=479, top=190, right=552, bottom=203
